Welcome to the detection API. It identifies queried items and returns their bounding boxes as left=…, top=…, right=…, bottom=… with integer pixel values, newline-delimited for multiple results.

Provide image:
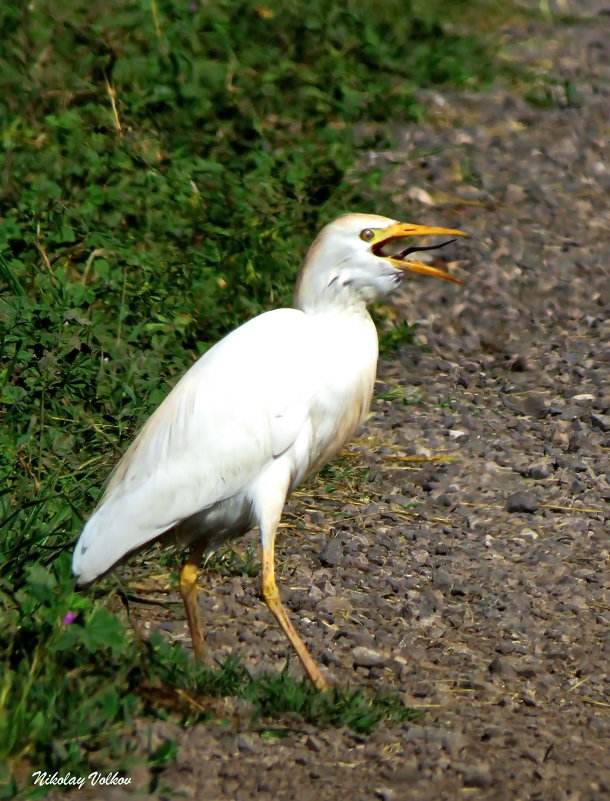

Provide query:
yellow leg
left=261, top=538, right=330, bottom=692
left=178, top=543, right=209, bottom=664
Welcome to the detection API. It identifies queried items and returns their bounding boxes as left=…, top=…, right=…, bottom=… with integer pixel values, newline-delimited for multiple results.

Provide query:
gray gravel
left=81, top=3, right=610, bottom=799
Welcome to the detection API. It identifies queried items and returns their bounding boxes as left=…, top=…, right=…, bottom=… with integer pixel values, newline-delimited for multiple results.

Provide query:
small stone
left=510, top=354, right=530, bottom=372
left=411, top=682, right=433, bottom=698
left=505, top=183, right=526, bottom=204
left=521, top=392, right=549, bottom=419
left=352, top=646, right=385, bottom=667
left=125, top=763, right=152, bottom=792
left=515, top=661, right=540, bottom=679
left=406, top=186, right=434, bottom=205
left=591, top=413, right=610, bottom=432
left=527, top=461, right=552, bottom=479
left=305, top=734, right=324, bottom=753
left=433, top=569, right=453, bottom=590
left=481, top=725, right=505, bottom=740
left=589, top=716, right=610, bottom=735
left=521, top=693, right=537, bottom=707
left=506, top=491, right=539, bottom=513
left=317, top=596, right=352, bottom=615
left=381, top=763, right=420, bottom=783
left=322, top=648, right=344, bottom=667
left=319, top=537, right=343, bottom=566
left=374, top=788, right=397, bottom=801
left=236, top=734, right=259, bottom=754
left=489, top=656, right=516, bottom=677
left=442, top=731, right=467, bottom=755
left=308, top=585, right=324, bottom=603
left=462, top=763, right=492, bottom=789
left=349, top=554, right=370, bottom=571
left=552, top=430, right=570, bottom=449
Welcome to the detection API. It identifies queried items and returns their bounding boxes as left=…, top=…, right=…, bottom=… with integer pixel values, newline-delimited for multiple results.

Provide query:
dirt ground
left=76, top=2, right=609, bottom=799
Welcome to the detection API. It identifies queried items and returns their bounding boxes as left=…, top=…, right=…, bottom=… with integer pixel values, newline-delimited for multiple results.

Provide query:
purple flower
left=62, top=611, right=78, bottom=625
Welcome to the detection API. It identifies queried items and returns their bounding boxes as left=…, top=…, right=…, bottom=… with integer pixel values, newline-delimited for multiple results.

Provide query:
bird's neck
left=295, top=289, right=371, bottom=318
left=298, top=303, right=378, bottom=363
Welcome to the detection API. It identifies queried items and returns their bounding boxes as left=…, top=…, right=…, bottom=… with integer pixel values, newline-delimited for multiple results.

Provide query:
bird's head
left=295, top=213, right=466, bottom=313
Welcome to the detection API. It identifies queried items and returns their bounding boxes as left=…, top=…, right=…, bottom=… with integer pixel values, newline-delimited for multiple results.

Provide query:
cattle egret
left=72, top=213, right=466, bottom=690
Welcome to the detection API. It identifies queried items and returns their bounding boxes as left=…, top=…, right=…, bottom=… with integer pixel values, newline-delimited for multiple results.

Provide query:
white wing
left=72, top=308, right=318, bottom=582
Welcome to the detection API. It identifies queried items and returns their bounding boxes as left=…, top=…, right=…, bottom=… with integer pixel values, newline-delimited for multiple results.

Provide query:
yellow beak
left=374, top=222, right=467, bottom=284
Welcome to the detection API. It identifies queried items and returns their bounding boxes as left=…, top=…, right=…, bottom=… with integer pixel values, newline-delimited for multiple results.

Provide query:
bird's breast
left=295, top=311, right=378, bottom=483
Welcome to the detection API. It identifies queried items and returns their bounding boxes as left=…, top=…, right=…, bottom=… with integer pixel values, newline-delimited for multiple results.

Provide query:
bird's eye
left=359, top=228, right=375, bottom=242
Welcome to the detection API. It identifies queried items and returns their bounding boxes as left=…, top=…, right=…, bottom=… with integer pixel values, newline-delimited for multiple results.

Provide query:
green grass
left=1, top=0, right=499, bottom=794
left=202, top=542, right=261, bottom=578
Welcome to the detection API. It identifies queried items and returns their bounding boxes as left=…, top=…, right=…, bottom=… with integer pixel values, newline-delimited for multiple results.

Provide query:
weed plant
left=1, top=0, right=496, bottom=794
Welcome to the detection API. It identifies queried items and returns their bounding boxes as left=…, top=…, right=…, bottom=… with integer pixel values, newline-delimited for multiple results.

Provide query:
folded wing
left=72, top=308, right=316, bottom=582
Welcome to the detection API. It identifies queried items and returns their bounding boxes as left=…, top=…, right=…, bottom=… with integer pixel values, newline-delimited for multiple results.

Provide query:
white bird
left=72, top=213, right=465, bottom=691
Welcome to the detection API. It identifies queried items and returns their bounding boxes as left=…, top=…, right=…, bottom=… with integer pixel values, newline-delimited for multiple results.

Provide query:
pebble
left=591, top=413, right=610, bottom=432
left=505, top=183, right=526, bottom=204
left=515, top=661, right=541, bottom=679
left=381, top=763, right=420, bottom=783
left=521, top=392, right=549, bottom=419
left=406, top=186, right=434, bottom=205
left=526, top=461, right=552, bottom=479
left=319, top=537, right=343, bottom=567
left=432, top=569, right=453, bottom=590
left=316, top=596, right=352, bottom=615
left=458, top=763, right=492, bottom=789
left=352, top=646, right=386, bottom=667
left=506, top=491, right=539, bottom=513
left=349, top=554, right=370, bottom=571
left=489, top=656, right=516, bottom=677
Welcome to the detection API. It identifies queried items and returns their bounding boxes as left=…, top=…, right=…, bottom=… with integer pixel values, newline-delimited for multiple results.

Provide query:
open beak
left=372, top=222, right=467, bottom=284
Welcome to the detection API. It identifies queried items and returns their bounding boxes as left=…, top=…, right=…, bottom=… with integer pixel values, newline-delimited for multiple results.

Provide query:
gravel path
left=89, top=4, right=609, bottom=799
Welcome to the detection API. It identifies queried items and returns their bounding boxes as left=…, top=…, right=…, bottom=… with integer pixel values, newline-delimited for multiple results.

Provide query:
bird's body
left=73, top=213, right=465, bottom=689
left=74, top=305, right=377, bottom=581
